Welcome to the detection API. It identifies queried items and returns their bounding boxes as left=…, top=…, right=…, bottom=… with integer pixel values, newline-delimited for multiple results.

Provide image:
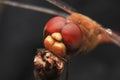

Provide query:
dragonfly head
left=43, top=16, right=83, bottom=57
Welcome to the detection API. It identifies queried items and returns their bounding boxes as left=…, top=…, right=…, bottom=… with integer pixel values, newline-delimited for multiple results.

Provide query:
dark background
left=0, top=0, right=120, bottom=80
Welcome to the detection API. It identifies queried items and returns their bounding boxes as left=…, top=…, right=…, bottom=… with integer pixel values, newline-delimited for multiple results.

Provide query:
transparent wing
left=104, top=28, right=120, bottom=47
left=0, top=0, right=68, bottom=16
left=46, top=0, right=76, bottom=14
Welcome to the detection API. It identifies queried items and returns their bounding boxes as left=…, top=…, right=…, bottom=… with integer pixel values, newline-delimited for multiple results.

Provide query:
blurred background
left=0, top=0, right=120, bottom=80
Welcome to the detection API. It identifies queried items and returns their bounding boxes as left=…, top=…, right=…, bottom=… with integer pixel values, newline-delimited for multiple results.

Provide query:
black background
left=0, top=0, right=120, bottom=80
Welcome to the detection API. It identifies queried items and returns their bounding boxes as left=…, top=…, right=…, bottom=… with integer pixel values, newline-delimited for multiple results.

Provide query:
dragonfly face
left=44, top=16, right=83, bottom=57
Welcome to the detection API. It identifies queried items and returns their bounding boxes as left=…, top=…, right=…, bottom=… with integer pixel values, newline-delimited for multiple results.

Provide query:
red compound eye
left=61, top=22, right=83, bottom=50
left=44, top=16, right=66, bottom=34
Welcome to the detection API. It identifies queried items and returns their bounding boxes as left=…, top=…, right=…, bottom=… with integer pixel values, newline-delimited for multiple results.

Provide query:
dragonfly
left=1, top=0, right=120, bottom=80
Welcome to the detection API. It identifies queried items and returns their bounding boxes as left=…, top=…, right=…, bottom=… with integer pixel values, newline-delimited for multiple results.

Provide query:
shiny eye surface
left=61, top=22, right=83, bottom=50
left=44, top=16, right=66, bottom=34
